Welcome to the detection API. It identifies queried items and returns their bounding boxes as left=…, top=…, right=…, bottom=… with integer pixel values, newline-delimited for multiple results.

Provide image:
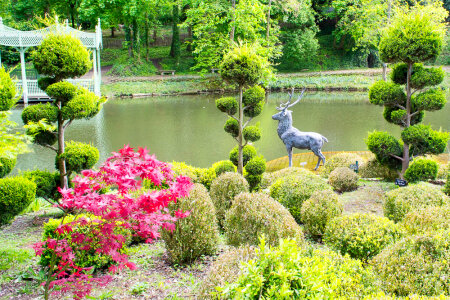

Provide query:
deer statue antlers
left=276, top=88, right=306, bottom=111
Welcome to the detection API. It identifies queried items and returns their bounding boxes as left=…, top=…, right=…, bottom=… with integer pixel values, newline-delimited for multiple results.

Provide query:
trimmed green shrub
left=321, top=153, right=364, bottom=176
left=0, top=156, right=16, bottom=178
left=195, top=167, right=216, bottom=190
left=369, top=80, right=406, bottom=106
left=219, top=238, right=381, bottom=299
left=269, top=174, right=332, bottom=223
left=328, top=167, right=359, bottom=192
left=260, top=167, right=314, bottom=189
left=402, top=205, right=450, bottom=235
left=401, top=124, right=449, bottom=156
left=445, top=172, right=450, bottom=196
left=21, top=103, right=58, bottom=124
left=22, top=169, right=59, bottom=199
left=57, top=141, right=99, bottom=175
left=162, top=184, right=220, bottom=265
left=224, top=117, right=239, bottom=138
left=242, top=85, right=265, bottom=118
left=170, top=161, right=198, bottom=182
left=26, top=128, right=57, bottom=146
left=404, top=158, right=438, bottom=182
left=412, top=88, right=446, bottom=111
left=244, top=156, right=266, bottom=191
left=324, top=213, right=403, bottom=261
left=0, top=67, right=17, bottom=111
left=216, top=97, right=238, bottom=115
left=60, top=90, right=101, bottom=120
left=199, top=246, right=256, bottom=298
left=229, top=144, right=257, bottom=167
left=210, top=172, right=249, bottom=228
left=300, top=190, right=343, bottom=238
left=384, top=183, right=449, bottom=222
left=371, top=230, right=450, bottom=296
left=0, top=177, right=36, bottom=225
left=366, top=131, right=403, bottom=170
left=359, top=156, right=398, bottom=180
left=212, top=160, right=236, bottom=176
left=45, top=81, right=80, bottom=104
left=437, top=163, right=449, bottom=179
left=225, top=193, right=304, bottom=247
left=242, top=125, right=261, bottom=142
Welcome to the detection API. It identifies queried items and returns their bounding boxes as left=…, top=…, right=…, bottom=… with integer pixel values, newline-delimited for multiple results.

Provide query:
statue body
left=272, top=89, right=328, bottom=170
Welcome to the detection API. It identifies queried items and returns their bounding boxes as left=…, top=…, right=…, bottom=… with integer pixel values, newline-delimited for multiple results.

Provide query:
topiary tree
left=366, top=9, right=449, bottom=179
left=404, top=157, right=439, bottom=183
left=328, top=167, right=359, bottom=192
left=0, top=177, right=36, bottom=225
left=22, top=34, right=104, bottom=189
left=217, top=44, right=271, bottom=174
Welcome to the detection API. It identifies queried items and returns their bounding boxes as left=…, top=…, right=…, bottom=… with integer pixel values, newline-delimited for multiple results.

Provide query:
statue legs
left=312, top=148, right=326, bottom=170
left=286, top=145, right=293, bottom=167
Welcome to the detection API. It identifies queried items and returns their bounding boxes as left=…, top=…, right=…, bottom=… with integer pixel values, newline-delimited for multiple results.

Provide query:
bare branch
left=410, top=110, right=422, bottom=118
left=228, top=114, right=238, bottom=121
left=63, top=119, right=73, bottom=130
left=394, top=104, right=406, bottom=110
left=389, top=153, right=404, bottom=161
left=243, top=117, right=253, bottom=129
left=42, top=144, right=58, bottom=152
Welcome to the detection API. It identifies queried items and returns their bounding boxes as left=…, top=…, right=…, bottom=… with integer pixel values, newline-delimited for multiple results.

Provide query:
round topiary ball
left=216, top=97, right=238, bottom=115
left=321, top=153, right=364, bottom=176
left=229, top=144, right=257, bottom=167
left=384, top=182, right=449, bottom=222
left=210, top=172, right=249, bottom=229
left=242, top=125, right=261, bottom=142
left=404, top=158, right=438, bottom=183
left=270, top=174, right=332, bottom=223
left=32, top=33, right=91, bottom=81
left=359, top=155, right=397, bottom=180
left=212, top=160, right=236, bottom=176
left=0, top=177, right=36, bottom=225
left=0, top=67, right=17, bottom=111
left=402, top=205, right=450, bottom=235
left=162, top=184, right=220, bottom=265
left=225, top=192, right=304, bottom=247
left=224, top=118, right=239, bottom=138
left=22, top=169, right=59, bottom=199
left=328, top=167, right=359, bottom=192
left=57, top=141, right=99, bottom=174
left=300, top=190, right=343, bottom=238
left=371, top=230, right=450, bottom=296
left=261, top=167, right=314, bottom=189
left=324, top=213, right=403, bottom=261
left=0, top=156, right=17, bottom=178
left=22, top=103, right=59, bottom=124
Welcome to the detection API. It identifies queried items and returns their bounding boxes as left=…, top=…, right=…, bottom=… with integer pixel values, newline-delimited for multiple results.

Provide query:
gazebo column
left=19, top=48, right=28, bottom=105
left=92, top=49, right=99, bottom=96
left=97, top=47, right=102, bottom=93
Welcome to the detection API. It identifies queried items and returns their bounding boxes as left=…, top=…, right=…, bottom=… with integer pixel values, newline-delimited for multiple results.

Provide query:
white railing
left=15, top=79, right=95, bottom=99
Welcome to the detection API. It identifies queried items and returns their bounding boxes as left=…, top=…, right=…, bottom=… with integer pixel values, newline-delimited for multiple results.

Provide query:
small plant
left=321, top=153, right=363, bottom=176
left=404, top=158, right=438, bottom=182
left=300, top=190, right=343, bottom=238
left=384, top=182, right=449, bottom=222
left=212, top=160, right=236, bottom=176
left=328, top=167, right=359, bottom=192
left=324, top=213, right=403, bottom=261
left=244, top=155, right=266, bottom=191
left=0, top=177, right=36, bottom=225
left=359, top=155, right=397, bottom=180
left=57, top=141, right=99, bottom=177
left=130, top=282, right=149, bottom=296
left=0, top=156, right=16, bottom=178
left=225, top=192, right=304, bottom=247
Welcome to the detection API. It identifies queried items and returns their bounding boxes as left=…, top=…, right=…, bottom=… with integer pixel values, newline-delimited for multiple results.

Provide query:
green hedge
left=0, top=177, right=36, bottom=225
left=0, top=156, right=16, bottom=178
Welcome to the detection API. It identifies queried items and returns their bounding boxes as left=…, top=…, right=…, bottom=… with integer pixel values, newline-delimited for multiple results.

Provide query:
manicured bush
left=199, top=246, right=256, bottom=298
left=216, top=97, right=237, bottom=115
left=224, top=117, right=239, bottom=137
left=0, top=177, right=36, bottom=225
left=404, top=158, right=439, bottom=182
left=212, top=160, right=236, bottom=176
left=242, top=85, right=265, bottom=118
left=401, top=124, right=449, bottom=156
left=359, top=156, right=398, bottom=180
left=170, top=161, right=198, bottom=182
left=445, top=172, right=450, bottom=196
left=210, top=172, right=249, bottom=228
left=437, top=163, right=449, bottom=179
left=402, top=205, right=450, bottom=235
left=366, top=131, right=403, bottom=170
left=21, top=103, right=58, bottom=124
left=371, top=230, right=450, bottom=296
left=384, top=182, right=449, bottom=222
left=219, top=239, right=380, bottom=299
left=242, top=125, right=261, bottom=142
left=23, top=169, right=59, bottom=199
left=162, top=184, right=220, bottom=265
left=260, top=167, right=313, bottom=189
left=57, top=141, right=99, bottom=175
left=269, top=174, right=332, bottom=223
left=229, top=144, right=257, bottom=167
left=324, top=213, right=403, bottom=261
left=328, top=167, right=359, bottom=192
left=0, top=156, right=16, bottom=178
left=369, top=80, right=406, bottom=106
left=195, top=167, right=216, bottom=190
left=244, top=156, right=266, bottom=191
left=225, top=192, right=304, bottom=247
left=300, top=190, right=343, bottom=238
left=321, top=153, right=364, bottom=176
left=0, top=67, right=17, bottom=111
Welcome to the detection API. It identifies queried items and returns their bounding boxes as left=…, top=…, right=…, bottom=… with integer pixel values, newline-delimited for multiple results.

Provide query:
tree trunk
left=382, top=63, right=387, bottom=81
left=170, top=3, right=181, bottom=62
left=132, top=18, right=140, bottom=60
left=144, top=15, right=149, bottom=61
left=230, top=0, right=236, bottom=42
left=187, top=26, right=193, bottom=52
left=57, top=111, right=68, bottom=189
left=266, top=0, right=272, bottom=44
left=400, top=62, right=413, bottom=178
left=111, top=27, right=115, bottom=38
left=237, top=85, right=244, bottom=175
left=125, top=25, right=133, bottom=58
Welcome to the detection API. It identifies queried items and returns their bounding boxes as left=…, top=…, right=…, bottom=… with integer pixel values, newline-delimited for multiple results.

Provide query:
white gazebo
left=0, top=17, right=102, bottom=104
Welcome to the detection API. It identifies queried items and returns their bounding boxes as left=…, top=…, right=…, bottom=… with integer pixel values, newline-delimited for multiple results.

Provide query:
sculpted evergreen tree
left=366, top=8, right=449, bottom=178
left=216, top=44, right=270, bottom=175
left=22, top=34, right=104, bottom=188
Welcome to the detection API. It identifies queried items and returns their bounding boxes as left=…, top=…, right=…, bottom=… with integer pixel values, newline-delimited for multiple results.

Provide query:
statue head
left=272, top=88, right=305, bottom=122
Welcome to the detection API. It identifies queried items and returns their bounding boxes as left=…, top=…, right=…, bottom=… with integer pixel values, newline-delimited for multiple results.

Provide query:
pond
left=10, top=92, right=450, bottom=172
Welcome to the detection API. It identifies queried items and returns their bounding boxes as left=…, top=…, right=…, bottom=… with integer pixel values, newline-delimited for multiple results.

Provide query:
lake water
left=10, top=92, right=450, bottom=172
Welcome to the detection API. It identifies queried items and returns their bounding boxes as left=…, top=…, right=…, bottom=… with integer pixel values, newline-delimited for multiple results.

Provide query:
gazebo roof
left=0, top=18, right=102, bottom=49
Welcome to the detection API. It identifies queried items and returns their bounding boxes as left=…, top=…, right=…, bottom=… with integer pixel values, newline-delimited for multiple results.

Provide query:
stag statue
left=272, top=88, right=328, bottom=170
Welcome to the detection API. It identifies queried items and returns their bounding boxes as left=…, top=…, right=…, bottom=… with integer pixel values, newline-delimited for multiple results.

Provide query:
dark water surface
left=10, top=92, right=450, bottom=172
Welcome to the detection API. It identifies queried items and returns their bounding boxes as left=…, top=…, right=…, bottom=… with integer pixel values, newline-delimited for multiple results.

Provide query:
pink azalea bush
left=33, top=146, right=193, bottom=299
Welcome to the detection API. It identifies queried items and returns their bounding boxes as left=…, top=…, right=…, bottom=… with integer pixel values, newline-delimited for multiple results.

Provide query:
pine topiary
left=328, top=167, right=359, bottom=192
left=162, top=184, right=220, bottom=265
left=57, top=141, right=99, bottom=176
left=212, top=160, right=236, bottom=176
left=0, top=177, right=36, bottom=225
left=244, top=156, right=266, bottom=191
left=359, top=155, right=398, bottom=180
left=404, top=158, right=439, bottom=182
left=225, top=192, right=304, bottom=247
left=22, top=169, right=60, bottom=200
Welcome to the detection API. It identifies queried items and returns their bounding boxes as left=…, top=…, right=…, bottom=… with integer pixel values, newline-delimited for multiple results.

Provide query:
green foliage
left=32, top=33, right=91, bottom=81
left=194, top=167, right=216, bottom=190
left=379, top=9, right=446, bottom=63
left=45, top=81, right=80, bottom=102
left=412, top=88, right=447, bottom=112
left=225, top=193, right=304, bottom=247
left=0, top=112, right=29, bottom=158
left=324, top=213, right=403, bottom=261
left=26, top=125, right=57, bottom=146
left=366, top=131, right=403, bottom=170
left=212, top=160, right=236, bottom=176
left=402, top=205, right=450, bottom=235
left=390, top=63, right=410, bottom=85
left=210, top=172, right=249, bottom=229
left=0, top=156, right=16, bottom=178
left=243, top=85, right=265, bottom=118
left=224, top=117, right=239, bottom=138
left=384, top=183, right=449, bottom=222
left=0, top=67, right=17, bottom=111
left=242, top=125, right=261, bottom=142
left=371, top=230, right=450, bottom=296
left=411, top=67, right=445, bottom=89
left=244, top=156, right=266, bottom=192
left=57, top=141, right=99, bottom=175
left=21, top=103, right=58, bottom=124
left=404, top=158, right=439, bottom=183
left=0, top=177, right=36, bottom=225
left=269, top=174, right=332, bottom=223
left=401, top=125, right=450, bottom=156
left=383, top=106, right=424, bottom=126
left=328, top=167, right=359, bottom=192
left=300, top=190, right=343, bottom=238
left=321, top=152, right=363, bottom=176
left=162, top=184, right=220, bottom=265
left=170, top=161, right=198, bottom=182
left=229, top=145, right=257, bottom=167
left=368, top=81, right=406, bottom=106
left=219, top=238, right=380, bottom=299
left=220, top=44, right=270, bottom=87
left=445, top=172, right=450, bottom=196
left=22, top=169, right=59, bottom=199
left=216, top=97, right=238, bottom=115
left=261, top=167, right=314, bottom=189
left=359, top=156, right=398, bottom=180
left=61, top=90, right=102, bottom=120
left=37, top=77, right=57, bottom=91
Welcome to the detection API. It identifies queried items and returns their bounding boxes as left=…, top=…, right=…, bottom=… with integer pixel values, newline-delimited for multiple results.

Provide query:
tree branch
left=410, top=110, right=421, bottom=118
left=389, top=153, right=404, bottom=161
left=42, top=144, right=58, bottom=152
left=243, top=117, right=253, bottom=129
left=63, top=119, right=73, bottom=130
left=394, top=104, right=406, bottom=110
left=228, top=114, right=238, bottom=121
